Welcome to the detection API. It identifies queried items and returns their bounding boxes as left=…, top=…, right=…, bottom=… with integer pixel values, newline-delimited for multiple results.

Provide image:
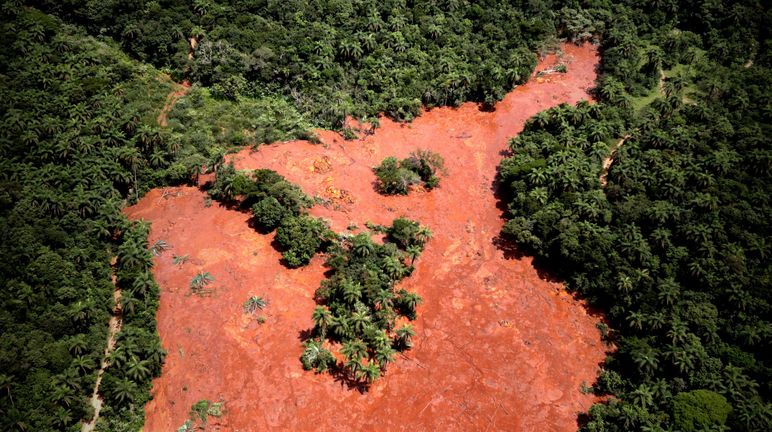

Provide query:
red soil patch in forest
left=157, top=79, right=190, bottom=127
left=127, top=43, right=607, bottom=431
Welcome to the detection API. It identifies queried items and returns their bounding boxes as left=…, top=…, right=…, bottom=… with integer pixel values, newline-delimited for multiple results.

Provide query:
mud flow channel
left=127, top=43, right=607, bottom=431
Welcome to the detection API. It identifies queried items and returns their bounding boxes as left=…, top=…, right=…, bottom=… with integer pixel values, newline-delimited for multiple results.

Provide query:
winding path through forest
left=157, top=80, right=190, bottom=127
left=81, top=258, right=122, bottom=432
left=128, top=43, right=607, bottom=431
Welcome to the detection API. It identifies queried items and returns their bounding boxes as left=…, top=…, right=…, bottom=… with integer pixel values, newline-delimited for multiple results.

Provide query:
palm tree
left=657, top=278, right=680, bottom=306
left=149, top=239, right=170, bottom=256
left=382, top=255, right=405, bottom=279
left=416, top=226, right=432, bottom=246
left=190, top=271, right=215, bottom=293
left=126, top=356, right=151, bottom=381
left=395, top=324, right=415, bottom=350
left=0, top=374, right=15, bottom=407
left=52, top=407, right=72, bottom=428
left=350, top=310, right=371, bottom=334
left=243, top=295, right=267, bottom=314
left=121, top=294, right=139, bottom=316
left=312, top=306, right=334, bottom=336
left=332, top=315, right=353, bottom=340
left=341, top=339, right=367, bottom=362
left=359, top=362, right=381, bottom=383
left=405, top=245, right=422, bottom=265
left=341, top=279, right=362, bottom=305
left=131, top=271, right=155, bottom=298
left=50, top=385, right=76, bottom=407
left=633, top=347, right=659, bottom=376
left=628, top=384, right=654, bottom=409
left=375, top=345, right=396, bottom=367
left=627, top=311, right=645, bottom=331
left=353, top=234, right=375, bottom=257
left=373, top=289, right=394, bottom=310
left=111, top=378, right=136, bottom=405
left=396, top=290, right=422, bottom=320
left=72, top=355, right=96, bottom=374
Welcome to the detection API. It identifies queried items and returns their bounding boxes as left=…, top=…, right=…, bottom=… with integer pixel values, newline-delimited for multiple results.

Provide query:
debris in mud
left=312, top=156, right=333, bottom=174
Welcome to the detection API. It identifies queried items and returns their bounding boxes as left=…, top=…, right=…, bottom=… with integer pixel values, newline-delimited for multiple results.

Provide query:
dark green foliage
left=387, top=217, right=433, bottom=250
left=498, top=4, right=772, bottom=427
left=252, top=197, right=288, bottom=231
left=0, top=8, right=175, bottom=430
left=34, top=0, right=550, bottom=127
left=305, top=221, right=429, bottom=384
left=373, top=157, right=419, bottom=195
left=209, top=167, right=329, bottom=267
left=374, top=150, right=445, bottom=194
left=275, top=215, right=332, bottom=268
left=672, top=390, right=732, bottom=431
left=300, top=339, right=335, bottom=373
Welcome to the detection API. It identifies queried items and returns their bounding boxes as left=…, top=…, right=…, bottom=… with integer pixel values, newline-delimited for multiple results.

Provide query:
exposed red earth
left=127, top=43, right=607, bottom=431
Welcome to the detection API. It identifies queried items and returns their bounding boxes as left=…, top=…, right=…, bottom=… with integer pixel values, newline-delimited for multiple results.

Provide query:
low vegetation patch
left=374, top=150, right=445, bottom=195
left=178, top=399, right=224, bottom=431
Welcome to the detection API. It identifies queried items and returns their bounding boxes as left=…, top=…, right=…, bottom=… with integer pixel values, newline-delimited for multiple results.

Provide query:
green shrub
left=275, top=215, right=331, bottom=267
left=252, top=197, right=287, bottom=230
left=672, top=390, right=732, bottom=432
left=374, top=150, right=445, bottom=195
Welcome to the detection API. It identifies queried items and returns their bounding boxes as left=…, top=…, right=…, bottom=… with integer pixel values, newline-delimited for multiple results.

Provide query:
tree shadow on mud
left=489, top=167, right=616, bottom=329
left=295, top=328, right=372, bottom=394
left=489, top=173, right=563, bottom=284
left=490, top=169, right=612, bottom=425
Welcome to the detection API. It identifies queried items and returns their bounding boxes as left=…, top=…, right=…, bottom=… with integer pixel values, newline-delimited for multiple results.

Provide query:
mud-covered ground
left=127, top=43, right=607, bottom=431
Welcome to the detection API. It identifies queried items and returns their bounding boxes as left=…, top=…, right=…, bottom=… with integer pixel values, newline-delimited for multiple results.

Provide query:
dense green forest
left=1, top=0, right=769, bottom=431
left=498, top=2, right=771, bottom=431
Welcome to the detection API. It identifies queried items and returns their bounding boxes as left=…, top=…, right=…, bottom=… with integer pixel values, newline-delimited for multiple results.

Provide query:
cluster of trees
left=301, top=217, right=430, bottom=384
left=0, top=4, right=321, bottom=429
left=209, top=165, right=336, bottom=267
left=31, top=0, right=561, bottom=126
left=498, top=1, right=771, bottom=430
left=4, top=0, right=769, bottom=430
left=209, top=167, right=431, bottom=383
left=0, top=7, right=182, bottom=430
left=374, top=149, right=445, bottom=194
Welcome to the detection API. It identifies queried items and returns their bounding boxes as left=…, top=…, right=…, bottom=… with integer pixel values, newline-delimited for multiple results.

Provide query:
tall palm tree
left=111, top=378, right=136, bottom=405
left=312, top=306, right=334, bottom=336
left=395, top=324, right=415, bottom=350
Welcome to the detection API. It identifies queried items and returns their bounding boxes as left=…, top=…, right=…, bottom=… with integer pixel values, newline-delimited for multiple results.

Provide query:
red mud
left=127, top=43, right=607, bottom=431
left=157, top=79, right=190, bottom=127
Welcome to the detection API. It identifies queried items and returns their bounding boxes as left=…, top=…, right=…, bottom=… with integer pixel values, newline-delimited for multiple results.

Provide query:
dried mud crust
left=127, top=43, right=607, bottom=431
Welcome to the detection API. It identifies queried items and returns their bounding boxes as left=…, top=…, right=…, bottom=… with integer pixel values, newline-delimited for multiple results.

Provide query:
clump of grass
left=150, top=239, right=170, bottom=256
left=190, top=271, right=214, bottom=294
left=172, top=254, right=189, bottom=266
left=243, top=295, right=267, bottom=314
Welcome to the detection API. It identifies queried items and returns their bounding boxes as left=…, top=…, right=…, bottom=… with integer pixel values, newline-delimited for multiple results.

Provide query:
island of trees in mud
left=1, top=1, right=770, bottom=432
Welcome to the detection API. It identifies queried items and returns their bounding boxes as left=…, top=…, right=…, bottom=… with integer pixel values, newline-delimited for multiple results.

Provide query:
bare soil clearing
left=127, top=43, right=607, bottom=431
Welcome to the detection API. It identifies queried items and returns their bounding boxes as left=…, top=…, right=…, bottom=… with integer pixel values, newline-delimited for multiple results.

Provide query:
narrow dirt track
left=127, top=43, right=607, bottom=431
left=82, top=258, right=122, bottom=432
left=157, top=80, right=190, bottom=127
left=600, top=136, right=628, bottom=187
